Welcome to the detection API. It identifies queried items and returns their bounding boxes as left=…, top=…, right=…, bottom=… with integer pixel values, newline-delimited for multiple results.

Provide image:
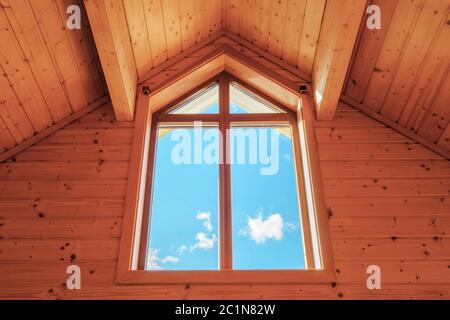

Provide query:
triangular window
left=169, top=83, right=219, bottom=114
left=230, top=82, right=285, bottom=114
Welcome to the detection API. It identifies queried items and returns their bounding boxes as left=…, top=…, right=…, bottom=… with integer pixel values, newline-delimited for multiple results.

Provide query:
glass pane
left=170, top=83, right=219, bottom=114
left=230, top=83, right=285, bottom=114
left=146, top=124, right=220, bottom=270
left=230, top=125, right=306, bottom=270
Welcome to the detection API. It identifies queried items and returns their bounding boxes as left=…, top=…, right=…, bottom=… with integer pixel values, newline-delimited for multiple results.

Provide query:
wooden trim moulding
left=340, top=94, right=450, bottom=160
left=138, top=31, right=226, bottom=83
left=140, top=45, right=308, bottom=113
left=0, top=96, right=110, bottom=163
left=221, top=30, right=311, bottom=83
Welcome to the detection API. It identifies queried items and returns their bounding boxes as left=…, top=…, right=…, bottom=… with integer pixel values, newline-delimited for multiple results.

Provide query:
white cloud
left=196, top=211, right=212, bottom=232
left=191, top=232, right=217, bottom=251
left=177, top=245, right=188, bottom=254
left=161, top=255, right=179, bottom=263
left=285, top=222, right=298, bottom=231
left=146, top=248, right=163, bottom=270
left=246, top=213, right=284, bottom=244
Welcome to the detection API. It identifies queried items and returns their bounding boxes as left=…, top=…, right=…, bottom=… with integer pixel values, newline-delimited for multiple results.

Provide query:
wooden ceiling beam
left=84, top=0, right=137, bottom=121
left=312, top=0, right=367, bottom=120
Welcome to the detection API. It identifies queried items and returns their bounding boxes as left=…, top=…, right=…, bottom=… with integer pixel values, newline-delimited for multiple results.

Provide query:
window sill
left=115, top=269, right=336, bottom=285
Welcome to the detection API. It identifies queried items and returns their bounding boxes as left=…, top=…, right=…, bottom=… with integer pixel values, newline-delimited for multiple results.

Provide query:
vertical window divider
left=219, top=74, right=233, bottom=270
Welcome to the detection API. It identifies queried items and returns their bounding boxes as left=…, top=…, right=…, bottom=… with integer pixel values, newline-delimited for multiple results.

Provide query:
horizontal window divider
left=157, top=113, right=293, bottom=123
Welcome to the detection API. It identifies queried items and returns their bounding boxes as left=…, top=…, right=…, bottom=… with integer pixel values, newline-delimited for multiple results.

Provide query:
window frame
left=116, top=72, right=335, bottom=285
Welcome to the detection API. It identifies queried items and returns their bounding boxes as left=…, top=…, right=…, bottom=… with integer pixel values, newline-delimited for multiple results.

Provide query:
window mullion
left=219, top=75, right=232, bottom=270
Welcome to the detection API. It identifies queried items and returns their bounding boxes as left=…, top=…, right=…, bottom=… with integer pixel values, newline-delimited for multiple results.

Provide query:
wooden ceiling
left=344, top=0, right=450, bottom=155
left=125, top=0, right=325, bottom=78
left=0, top=0, right=449, bottom=159
left=0, top=0, right=106, bottom=155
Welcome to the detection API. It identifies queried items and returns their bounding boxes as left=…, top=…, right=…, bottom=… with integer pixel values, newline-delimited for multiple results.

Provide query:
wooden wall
left=344, top=0, right=450, bottom=154
left=0, top=100, right=449, bottom=299
left=0, top=0, right=107, bottom=155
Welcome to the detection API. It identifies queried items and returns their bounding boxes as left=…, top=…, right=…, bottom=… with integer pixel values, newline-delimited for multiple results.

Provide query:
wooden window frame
left=116, top=72, right=335, bottom=285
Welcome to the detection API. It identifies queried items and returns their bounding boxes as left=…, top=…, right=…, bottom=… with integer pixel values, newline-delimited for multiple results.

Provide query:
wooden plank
left=161, top=0, right=182, bottom=58
left=326, top=197, right=450, bottom=218
left=68, top=104, right=134, bottom=129
left=297, top=0, right=326, bottom=75
left=0, top=199, right=125, bottom=219
left=225, top=0, right=240, bottom=34
left=323, top=178, right=450, bottom=198
left=416, top=67, right=450, bottom=143
left=312, top=0, right=366, bottom=120
left=123, top=0, right=153, bottom=76
left=0, top=218, right=121, bottom=239
left=179, top=0, right=197, bottom=50
left=56, top=0, right=107, bottom=104
left=84, top=0, right=137, bottom=121
left=195, top=0, right=210, bottom=42
left=438, top=124, right=450, bottom=150
left=319, top=142, right=445, bottom=161
left=0, top=117, right=16, bottom=152
left=39, top=128, right=133, bottom=145
left=0, top=283, right=341, bottom=300
left=222, top=31, right=311, bottom=82
left=335, top=261, right=450, bottom=284
left=0, top=64, right=34, bottom=143
left=238, top=0, right=255, bottom=41
left=0, top=161, right=129, bottom=180
left=345, top=0, right=398, bottom=102
left=0, top=239, right=118, bottom=261
left=316, top=127, right=411, bottom=143
left=149, top=53, right=225, bottom=112
left=321, top=160, right=450, bottom=178
left=281, top=0, right=306, bottom=66
left=1, top=0, right=72, bottom=121
left=0, top=180, right=127, bottom=199
left=330, top=216, right=450, bottom=238
left=0, top=261, right=116, bottom=287
left=338, top=284, right=450, bottom=300
left=332, top=238, right=450, bottom=260
left=0, top=97, right=111, bottom=163
left=405, top=65, right=449, bottom=134
left=398, top=16, right=450, bottom=128
left=314, top=112, right=385, bottom=127
left=266, top=0, right=288, bottom=57
left=7, top=144, right=131, bottom=162
left=0, top=7, right=52, bottom=132
left=362, top=0, right=423, bottom=111
left=142, top=0, right=167, bottom=67
left=380, top=0, right=449, bottom=121
left=252, top=0, right=271, bottom=49
left=341, top=95, right=450, bottom=159
left=139, top=31, right=223, bottom=83
left=210, top=0, right=222, bottom=35
left=29, top=0, right=89, bottom=111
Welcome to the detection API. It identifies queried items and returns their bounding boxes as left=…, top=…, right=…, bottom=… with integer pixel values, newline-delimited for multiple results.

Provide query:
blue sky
left=146, top=100, right=305, bottom=271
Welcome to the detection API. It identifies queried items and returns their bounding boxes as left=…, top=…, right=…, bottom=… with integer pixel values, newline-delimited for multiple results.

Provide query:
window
left=138, top=74, right=324, bottom=274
